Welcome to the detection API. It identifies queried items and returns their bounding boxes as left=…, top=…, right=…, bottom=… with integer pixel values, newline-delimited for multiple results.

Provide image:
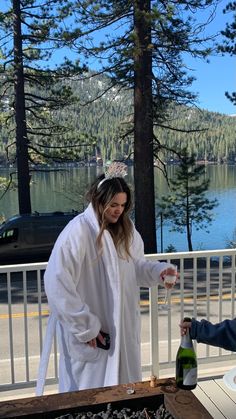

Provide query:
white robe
left=36, top=203, right=173, bottom=394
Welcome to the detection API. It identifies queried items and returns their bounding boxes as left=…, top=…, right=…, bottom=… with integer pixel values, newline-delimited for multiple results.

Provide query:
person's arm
left=45, top=221, right=101, bottom=344
left=131, top=227, right=177, bottom=288
left=180, top=318, right=236, bottom=352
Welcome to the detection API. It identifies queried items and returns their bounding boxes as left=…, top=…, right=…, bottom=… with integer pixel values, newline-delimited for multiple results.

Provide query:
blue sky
left=74, top=0, right=235, bottom=116
left=55, top=0, right=236, bottom=116
left=1, top=0, right=235, bottom=116
left=184, top=0, right=235, bottom=116
left=187, top=53, right=235, bottom=116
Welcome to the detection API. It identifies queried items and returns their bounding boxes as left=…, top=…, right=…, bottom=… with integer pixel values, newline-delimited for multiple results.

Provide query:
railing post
left=149, top=286, right=159, bottom=377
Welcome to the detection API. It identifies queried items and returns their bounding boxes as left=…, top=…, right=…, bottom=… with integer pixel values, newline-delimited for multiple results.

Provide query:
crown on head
left=98, top=162, right=128, bottom=189
left=105, top=162, right=127, bottom=179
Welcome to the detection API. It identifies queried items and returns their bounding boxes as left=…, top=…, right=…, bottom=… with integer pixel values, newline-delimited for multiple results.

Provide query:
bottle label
left=183, top=367, right=197, bottom=385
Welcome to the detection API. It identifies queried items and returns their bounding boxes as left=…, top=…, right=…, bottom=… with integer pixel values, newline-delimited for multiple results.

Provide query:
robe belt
left=35, top=313, right=57, bottom=396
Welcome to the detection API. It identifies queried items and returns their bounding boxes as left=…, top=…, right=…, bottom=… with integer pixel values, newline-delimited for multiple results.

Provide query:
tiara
left=97, top=162, right=128, bottom=189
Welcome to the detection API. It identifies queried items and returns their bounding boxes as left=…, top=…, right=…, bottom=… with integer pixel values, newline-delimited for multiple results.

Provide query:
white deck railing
left=0, top=249, right=235, bottom=392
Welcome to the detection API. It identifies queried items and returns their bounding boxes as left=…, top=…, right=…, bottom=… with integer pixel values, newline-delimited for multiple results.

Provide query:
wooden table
left=0, top=378, right=212, bottom=419
left=193, top=377, right=236, bottom=419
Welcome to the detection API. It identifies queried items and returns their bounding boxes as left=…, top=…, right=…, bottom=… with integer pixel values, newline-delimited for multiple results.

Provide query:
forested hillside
left=1, top=72, right=235, bottom=165
left=156, top=105, right=236, bottom=164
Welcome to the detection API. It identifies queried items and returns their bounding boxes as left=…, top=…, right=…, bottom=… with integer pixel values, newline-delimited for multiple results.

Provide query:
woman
left=36, top=162, right=177, bottom=394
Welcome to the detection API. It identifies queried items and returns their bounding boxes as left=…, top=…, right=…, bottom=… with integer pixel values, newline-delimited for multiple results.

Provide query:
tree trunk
left=186, top=221, right=193, bottom=252
left=186, top=193, right=193, bottom=251
left=133, top=0, right=157, bottom=253
left=13, top=0, right=31, bottom=214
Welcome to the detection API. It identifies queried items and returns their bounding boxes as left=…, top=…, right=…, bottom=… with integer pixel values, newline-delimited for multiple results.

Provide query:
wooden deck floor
left=193, top=377, right=236, bottom=419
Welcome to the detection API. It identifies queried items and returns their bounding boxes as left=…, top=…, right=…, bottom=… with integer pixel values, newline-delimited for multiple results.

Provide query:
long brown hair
left=86, top=175, right=133, bottom=259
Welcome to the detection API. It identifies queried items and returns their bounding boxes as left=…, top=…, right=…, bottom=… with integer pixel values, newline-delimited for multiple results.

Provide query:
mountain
left=1, top=72, right=236, bottom=164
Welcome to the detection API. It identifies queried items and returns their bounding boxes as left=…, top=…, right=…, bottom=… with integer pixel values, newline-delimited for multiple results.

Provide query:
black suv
left=0, top=211, right=79, bottom=265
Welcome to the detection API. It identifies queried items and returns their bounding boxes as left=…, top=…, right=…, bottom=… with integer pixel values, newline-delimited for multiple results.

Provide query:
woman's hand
left=161, top=266, right=178, bottom=289
left=180, top=319, right=192, bottom=336
left=87, top=332, right=105, bottom=349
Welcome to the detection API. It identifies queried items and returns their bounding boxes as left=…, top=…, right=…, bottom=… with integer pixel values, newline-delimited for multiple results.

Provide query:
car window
left=0, top=228, right=18, bottom=244
left=24, top=221, right=66, bottom=245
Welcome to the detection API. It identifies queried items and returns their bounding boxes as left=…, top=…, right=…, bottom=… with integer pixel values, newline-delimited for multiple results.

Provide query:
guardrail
left=147, top=249, right=236, bottom=379
left=0, top=249, right=235, bottom=393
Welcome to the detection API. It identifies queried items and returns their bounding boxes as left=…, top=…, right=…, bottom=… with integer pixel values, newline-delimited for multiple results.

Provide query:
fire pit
left=0, top=378, right=212, bottom=419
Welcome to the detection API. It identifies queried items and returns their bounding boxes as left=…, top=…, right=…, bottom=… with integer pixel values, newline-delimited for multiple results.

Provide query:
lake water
left=1, top=164, right=236, bottom=252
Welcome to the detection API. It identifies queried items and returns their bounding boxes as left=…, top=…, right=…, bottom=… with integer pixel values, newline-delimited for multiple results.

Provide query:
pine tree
left=0, top=0, right=86, bottom=214
left=68, top=0, right=221, bottom=252
left=159, top=150, right=218, bottom=251
left=218, top=1, right=236, bottom=105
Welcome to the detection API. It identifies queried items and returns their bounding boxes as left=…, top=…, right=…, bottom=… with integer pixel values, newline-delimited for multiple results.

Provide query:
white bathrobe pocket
left=68, top=334, right=102, bottom=362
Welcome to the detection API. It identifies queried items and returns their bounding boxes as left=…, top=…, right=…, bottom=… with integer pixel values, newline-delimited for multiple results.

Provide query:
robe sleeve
left=131, top=227, right=175, bottom=287
left=190, top=318, right=236, bottom=352
left=44, top=219, right=101, bottom=343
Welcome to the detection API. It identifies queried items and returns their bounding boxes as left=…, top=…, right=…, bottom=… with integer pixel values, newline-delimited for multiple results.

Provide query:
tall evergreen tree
left=218, top=1, right=236, bottom=105
left=0, top=0, right=86, bottom=214
left=133, top=0, right=156, bottom=252
left=159, top=150, right=218, bottom=251
left=68, top=0, right=220, bottom=252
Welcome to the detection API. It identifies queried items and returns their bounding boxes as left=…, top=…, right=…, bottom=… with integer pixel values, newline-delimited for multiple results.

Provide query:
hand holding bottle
left=176, top=317, right=198, bottom=390
left=180, top=319, right=192, bottom=336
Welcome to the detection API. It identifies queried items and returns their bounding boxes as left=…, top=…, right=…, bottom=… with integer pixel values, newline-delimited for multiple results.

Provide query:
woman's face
left=104, top=192, right=127, bottom=224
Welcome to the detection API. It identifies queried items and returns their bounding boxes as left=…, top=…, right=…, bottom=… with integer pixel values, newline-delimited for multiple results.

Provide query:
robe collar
left=84, top=203, right=100, bottom=235
left=84, top=203, right=119, bottom=283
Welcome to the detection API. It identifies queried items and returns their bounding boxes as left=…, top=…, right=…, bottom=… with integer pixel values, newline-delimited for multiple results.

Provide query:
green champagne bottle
left=176, top=317, right=197, bottom=390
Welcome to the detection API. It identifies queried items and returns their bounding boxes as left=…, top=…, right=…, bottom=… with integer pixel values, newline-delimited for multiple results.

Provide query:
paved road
left=0, top=270, right=234, bottom=358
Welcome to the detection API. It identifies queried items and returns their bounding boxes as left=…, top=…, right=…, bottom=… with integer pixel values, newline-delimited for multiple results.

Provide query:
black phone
left=96, top=331, right=110, bottom=350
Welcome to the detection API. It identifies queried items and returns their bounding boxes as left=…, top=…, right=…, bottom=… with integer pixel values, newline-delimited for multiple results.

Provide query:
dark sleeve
left=190, top=318, right=236, bottom=352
